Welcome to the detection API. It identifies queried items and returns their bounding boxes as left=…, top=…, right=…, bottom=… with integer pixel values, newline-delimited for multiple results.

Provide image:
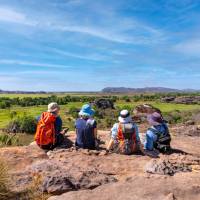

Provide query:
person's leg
left=55, top=133, right=64, bottom=146
left=40, top=144, right=54, bottom=150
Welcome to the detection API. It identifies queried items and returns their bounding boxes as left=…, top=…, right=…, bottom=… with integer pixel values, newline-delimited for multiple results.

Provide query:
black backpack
left=149, top=124, right=171, bottom=153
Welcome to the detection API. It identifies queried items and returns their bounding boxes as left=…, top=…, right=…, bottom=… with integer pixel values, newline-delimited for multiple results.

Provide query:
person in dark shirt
left=75, top=104, right=97, bottom=150
left=36, top=102, right=66, bottom=149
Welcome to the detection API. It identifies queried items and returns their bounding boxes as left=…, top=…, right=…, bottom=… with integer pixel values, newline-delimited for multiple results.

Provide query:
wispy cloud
left=0, top=59, right=72, bottom=69
left=0, top=4, right=165, bottom=45
left=53, top=19, right=164, bottom=45
left=50, top=48, right=109, bottom=61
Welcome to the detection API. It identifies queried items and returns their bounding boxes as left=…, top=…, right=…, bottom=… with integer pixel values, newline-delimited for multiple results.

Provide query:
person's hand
left=60, top=128, right=69, bottom=135
left=95, top=139, right=99, bottom=148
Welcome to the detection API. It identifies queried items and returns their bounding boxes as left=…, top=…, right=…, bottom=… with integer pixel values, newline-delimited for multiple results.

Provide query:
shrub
left=120, top=105, right=132, bottom=112
left=9, top=111, right=17, bottom=119
left=0, top=134, right=19, bottom=146
left=68, top=106, right=79, bottom=119
left=7, top=115, right=37, bottom=134
left=121, top=96, right=131, bottom=102
left=0, top=101, right=11, bottom=109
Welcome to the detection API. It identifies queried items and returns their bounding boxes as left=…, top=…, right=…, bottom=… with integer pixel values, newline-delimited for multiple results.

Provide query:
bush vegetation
left=0, top=133, right=19, bottom=146
left=0, top=92, right=200, bottom=109
left=7, top=115, right=37, bottom=134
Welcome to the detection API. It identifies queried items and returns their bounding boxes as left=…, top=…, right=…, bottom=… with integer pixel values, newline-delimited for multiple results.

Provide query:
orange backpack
left=117, top=123, right=137, bottom=155
left=34, top=112, right=56, bottom=146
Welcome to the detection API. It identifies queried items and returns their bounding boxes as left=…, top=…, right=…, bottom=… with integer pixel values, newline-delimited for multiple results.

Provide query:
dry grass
left=0, top=159, right=11, bottom=200
left=17, top=173, right=50, bottom=200
left=0, top=160, right=50, bottom=200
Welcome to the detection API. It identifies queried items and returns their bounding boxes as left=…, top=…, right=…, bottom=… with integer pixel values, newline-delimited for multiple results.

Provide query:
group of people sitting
left=34, top=102, right=171, bottom=156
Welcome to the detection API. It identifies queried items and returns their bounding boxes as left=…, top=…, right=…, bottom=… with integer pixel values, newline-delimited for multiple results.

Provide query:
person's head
left=79, top=104, right=95, bottom=119
left=147, top=112, right=163, bottom=126
left=48, top=102, right=60, bottom=116
left=118, top=110, right=132, bottom=123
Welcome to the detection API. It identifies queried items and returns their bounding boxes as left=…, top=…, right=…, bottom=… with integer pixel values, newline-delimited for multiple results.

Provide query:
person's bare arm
left=107, top=138, right=114, bottom=151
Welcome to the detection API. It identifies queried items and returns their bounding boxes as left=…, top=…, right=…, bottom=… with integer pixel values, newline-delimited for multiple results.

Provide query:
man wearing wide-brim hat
left=106, top=109, right=142, bottom=154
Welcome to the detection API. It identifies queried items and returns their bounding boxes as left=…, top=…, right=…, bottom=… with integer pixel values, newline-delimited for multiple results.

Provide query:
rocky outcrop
left=133, top=104, right=162, bottom=122
left=161, top=97, right=176, bottom=103
left=94, top=99, right=114, bottom=109
left=162, top=96, right=200, bottom=105
left=145, top=154, right=200, bottom=175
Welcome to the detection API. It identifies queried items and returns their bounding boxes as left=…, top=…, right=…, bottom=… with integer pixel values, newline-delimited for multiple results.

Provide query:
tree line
left=0, top=92, right=200, bottom=109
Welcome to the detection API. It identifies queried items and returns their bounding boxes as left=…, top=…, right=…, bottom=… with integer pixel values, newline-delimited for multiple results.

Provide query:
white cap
left=48, top=102, right=60, bottom=113
left=118, top=109, right=132, bottom=123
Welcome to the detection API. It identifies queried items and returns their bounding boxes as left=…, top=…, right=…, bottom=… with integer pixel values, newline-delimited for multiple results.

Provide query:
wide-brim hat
left=48, top=102, right=60, bottom=113
left=79, top=104, right=95, bottom=117
left=118, top=109, right=132, bottom=123
left=147, top=112, right=163, bottom=126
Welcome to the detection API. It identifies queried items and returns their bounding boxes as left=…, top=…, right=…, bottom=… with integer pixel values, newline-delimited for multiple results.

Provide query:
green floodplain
left=0, top=92, right=200, bottom=146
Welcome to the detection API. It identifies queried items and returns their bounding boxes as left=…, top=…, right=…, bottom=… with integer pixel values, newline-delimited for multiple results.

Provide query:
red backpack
left=34, top=112, right=56, bottom=146
left=117, top=123, right=137, bottom=155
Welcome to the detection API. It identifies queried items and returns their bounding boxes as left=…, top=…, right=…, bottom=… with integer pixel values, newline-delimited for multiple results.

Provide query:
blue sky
left=0, top=0, right=200, bottom=91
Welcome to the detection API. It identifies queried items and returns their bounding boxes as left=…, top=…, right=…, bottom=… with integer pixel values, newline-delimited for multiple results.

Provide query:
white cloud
left=0, top=6, right=36, bottom=26
left=174, top=39, right=200, bottom=57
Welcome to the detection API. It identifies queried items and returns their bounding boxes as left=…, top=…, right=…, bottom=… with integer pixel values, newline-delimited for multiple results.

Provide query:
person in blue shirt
left=75, top=104, right=97, bottom=150
left=106, top=110, right=142, bottom=154
left=144, top=112, right=171, bottom=154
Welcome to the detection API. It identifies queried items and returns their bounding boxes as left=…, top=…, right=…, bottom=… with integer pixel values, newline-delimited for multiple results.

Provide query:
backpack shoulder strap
left=162, top=123, right=170, bottom=135
left=148, top=127, right=161, bottom=137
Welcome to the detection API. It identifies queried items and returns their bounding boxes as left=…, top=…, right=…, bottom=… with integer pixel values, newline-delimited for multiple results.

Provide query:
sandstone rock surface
left=0, top=128, right=200, bottom=200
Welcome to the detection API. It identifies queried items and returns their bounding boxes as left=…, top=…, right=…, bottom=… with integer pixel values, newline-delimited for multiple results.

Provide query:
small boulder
left=94, top=99, right=114, bottom=109
left=133, top=104, right=162, bottom=122
left=42, top=173, right=77, bottom=195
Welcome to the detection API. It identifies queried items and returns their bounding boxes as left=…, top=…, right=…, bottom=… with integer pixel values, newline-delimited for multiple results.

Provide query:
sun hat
left=118, top=110, right=132, bottom=123
left=48, top=102, right=60, bottom=113
left=79, top=104, right=95, bottom=117
left=147, top=112, right=163, bottom=126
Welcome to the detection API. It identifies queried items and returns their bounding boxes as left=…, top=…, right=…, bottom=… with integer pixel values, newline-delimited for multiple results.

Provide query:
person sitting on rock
left=144, top=112, right=171, bottom=154
left=75, top=104, right=97, bottom=150
left=35, top=102, right=67, bottom=150
left=106, top=110, right=142, bottom=155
